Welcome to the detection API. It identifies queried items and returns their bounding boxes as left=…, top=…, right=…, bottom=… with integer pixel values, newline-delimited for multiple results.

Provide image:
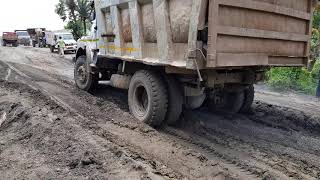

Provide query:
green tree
left=65, top=0, right=77, bottom=21
left=55, top=0, right=67, bottom=21
left=55, top=0, right=92, bottom=39
left=76, top=0, right=91, bottom=35
left=309, top=7, right=320, bottom=70
left=65, top=20, right=84, bottom=40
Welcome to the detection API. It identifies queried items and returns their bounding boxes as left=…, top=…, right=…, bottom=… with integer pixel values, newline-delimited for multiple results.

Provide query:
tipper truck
left=2, top=32, right=18, bottom=47
left=27, top=28, right=46, bottom=48
left=75, top=0, right=318, bottom=127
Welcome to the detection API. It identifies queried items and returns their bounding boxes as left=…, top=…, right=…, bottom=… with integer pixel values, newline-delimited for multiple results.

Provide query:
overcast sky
left=0, top=0, right=65, bottom=34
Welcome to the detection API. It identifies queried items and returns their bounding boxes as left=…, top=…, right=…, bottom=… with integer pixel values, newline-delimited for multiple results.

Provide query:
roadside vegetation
left=55, top=0, right=92, bottom=40
left=267, top=5, right=320, bottom=95
left=267, top=61, right=320, bottom=94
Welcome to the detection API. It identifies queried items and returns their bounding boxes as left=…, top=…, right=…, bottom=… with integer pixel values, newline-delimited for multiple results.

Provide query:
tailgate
left=207, top=0, right=315, bottom=67
left=3, top=32, right=18, bottom=41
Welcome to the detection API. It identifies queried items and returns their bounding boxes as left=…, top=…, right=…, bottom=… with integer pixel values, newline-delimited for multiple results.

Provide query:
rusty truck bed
left=95, top=0, right=316, bottom=69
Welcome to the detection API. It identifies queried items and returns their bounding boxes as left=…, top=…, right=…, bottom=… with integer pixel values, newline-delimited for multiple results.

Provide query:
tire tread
left=129, top=70, right=168, bottom=127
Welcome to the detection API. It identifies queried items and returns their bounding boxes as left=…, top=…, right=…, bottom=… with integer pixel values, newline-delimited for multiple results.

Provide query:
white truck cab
left=76, top=20, right=98, bottom=62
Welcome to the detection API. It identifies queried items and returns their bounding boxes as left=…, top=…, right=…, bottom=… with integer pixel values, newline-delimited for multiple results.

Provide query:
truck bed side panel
left=207, top=0, right=313, bottom=67
left=96, top=0, right=314, bottom=69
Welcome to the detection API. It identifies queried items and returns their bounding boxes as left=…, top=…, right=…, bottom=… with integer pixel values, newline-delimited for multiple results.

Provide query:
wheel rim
left=76, top=64, right=87, bottom=84
left=133, top=84, right=149, bottom=118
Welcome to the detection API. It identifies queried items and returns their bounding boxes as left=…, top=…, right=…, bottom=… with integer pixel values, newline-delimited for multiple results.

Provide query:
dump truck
left=75, top=0, right=318, bottom=127
left=27, top=28, right=46, bottom=48
left=15, top=30, right=31, bottom=46
left=2, top=32, right=18, bottom=47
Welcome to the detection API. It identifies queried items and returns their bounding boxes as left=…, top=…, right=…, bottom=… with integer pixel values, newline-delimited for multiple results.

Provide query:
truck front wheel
left=74, top=55, right=98, bottom=92
left=128, top=70, right=168, bottom=127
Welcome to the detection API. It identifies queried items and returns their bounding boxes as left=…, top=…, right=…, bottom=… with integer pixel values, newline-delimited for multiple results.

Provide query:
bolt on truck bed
left=94, top=0, right=317, bottom=70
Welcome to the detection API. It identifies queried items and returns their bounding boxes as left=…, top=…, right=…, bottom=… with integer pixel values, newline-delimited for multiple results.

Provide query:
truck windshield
left=16, top=31, right=29, bottom=36
left=60, top=34, right=74, bottom=40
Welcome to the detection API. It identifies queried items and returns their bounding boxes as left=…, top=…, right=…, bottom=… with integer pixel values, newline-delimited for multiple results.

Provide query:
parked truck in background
left=15, top=30, right=31, bottom=46
left=46, top=31, right=77, bottom=53
left=75, top=0, right=318, bottom=127
left=27, top=28, right=46, bottom=48
left=2, top=32, right=18, bottom=47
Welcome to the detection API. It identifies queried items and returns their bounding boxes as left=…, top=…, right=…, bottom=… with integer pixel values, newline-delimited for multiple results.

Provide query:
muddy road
left=0, top=46, right=320, bottom=180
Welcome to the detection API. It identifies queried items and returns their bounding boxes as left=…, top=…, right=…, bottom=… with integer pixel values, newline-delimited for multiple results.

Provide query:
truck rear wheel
left=165, top=76, right=183, bottom=125
left=239, top=85, right=255, bottom=113
left=74, top=55, right=98, bottom=92
left=208, top=90, right=244, bottom=114
left=128, top=70, right=168, bottom=127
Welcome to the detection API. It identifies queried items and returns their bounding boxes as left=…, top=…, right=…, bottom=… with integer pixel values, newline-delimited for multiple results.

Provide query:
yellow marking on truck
left=108, top=45, right=138, bottom=52
left=79, top=39, right=99, bottom=42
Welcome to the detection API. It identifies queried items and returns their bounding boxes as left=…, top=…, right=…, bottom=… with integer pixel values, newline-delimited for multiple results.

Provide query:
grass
left=266, top=61, right=320, bottom=95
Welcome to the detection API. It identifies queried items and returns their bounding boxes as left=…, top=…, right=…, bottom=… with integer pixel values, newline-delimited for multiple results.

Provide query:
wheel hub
left=77, top=65, right=87, bottom=83
left=133, top=85, right=149, bottom=117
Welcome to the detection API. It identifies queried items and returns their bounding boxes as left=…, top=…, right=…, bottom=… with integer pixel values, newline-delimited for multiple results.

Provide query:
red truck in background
left=2, top=32, right=18, bottom=47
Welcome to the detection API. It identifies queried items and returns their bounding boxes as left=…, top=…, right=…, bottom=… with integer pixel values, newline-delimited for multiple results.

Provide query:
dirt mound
left=250, top=101, right=320, bottom=134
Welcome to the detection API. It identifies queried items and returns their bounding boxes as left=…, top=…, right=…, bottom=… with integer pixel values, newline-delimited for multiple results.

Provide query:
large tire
left=165, top=76, right=183, bottom=125
left=208, top=90, right=244, bottom=114
left=128, top=70, right=168, bottom=127
left=239, top=85, right=255, bottom=113
left=74, top=55, right=98, bottom=92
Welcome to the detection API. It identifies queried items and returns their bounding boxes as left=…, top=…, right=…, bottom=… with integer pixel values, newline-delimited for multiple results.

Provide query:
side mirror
left=89, top=10, right=96, bottom=21
left=89, top=1, right=96, bottom=21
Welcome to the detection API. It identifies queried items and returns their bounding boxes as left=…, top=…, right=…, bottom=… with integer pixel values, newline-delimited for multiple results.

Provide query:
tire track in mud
left=163, top=125, right=318, bottom=180
left=162, top=127, right=263, bottom=180
left=169, top=110, right=320, bottom=179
